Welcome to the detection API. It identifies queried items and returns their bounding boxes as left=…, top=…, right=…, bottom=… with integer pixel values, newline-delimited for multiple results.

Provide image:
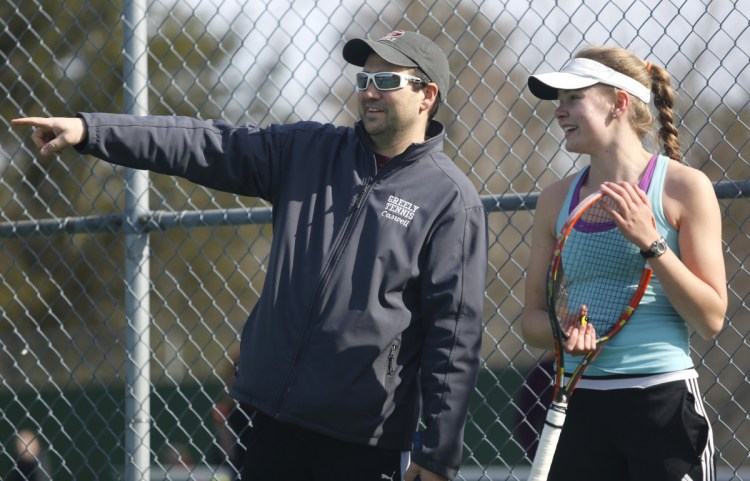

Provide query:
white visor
left=528, top=57, right=651, bottom=104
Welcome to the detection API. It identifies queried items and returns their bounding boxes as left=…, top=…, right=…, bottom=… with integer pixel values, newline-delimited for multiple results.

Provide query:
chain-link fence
left=1, top=0, right=748, bottom=480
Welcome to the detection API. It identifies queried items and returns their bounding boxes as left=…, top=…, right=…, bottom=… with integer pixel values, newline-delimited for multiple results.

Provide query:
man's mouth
left=366, top=106, right=384, bottom=114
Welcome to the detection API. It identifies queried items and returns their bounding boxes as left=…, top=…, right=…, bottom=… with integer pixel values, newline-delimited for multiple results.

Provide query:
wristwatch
left=640, top=236, right=667, bottom=259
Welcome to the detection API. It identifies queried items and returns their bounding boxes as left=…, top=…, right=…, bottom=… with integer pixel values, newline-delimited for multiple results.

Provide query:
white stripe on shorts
left=686, top=377, right=715, bottom=481
left=400, top=451, right=410, bottom=481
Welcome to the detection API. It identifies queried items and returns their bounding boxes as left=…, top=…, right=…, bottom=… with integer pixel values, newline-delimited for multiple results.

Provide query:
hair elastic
left=645, top=61, right=653, bottom=73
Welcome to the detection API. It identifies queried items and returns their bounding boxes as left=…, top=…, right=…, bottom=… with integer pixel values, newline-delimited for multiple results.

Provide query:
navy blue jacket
left=77, top=112, right=488, bottom=479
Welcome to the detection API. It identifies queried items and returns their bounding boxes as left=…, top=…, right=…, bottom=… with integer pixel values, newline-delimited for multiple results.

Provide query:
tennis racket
left=527, top=190, right=654, bottom=481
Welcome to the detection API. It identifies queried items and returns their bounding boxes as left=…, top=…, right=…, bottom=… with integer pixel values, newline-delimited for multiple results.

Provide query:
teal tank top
left=556, top=154, right=692, bottom=376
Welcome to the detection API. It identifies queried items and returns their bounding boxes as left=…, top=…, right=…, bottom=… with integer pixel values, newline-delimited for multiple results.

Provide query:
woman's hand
left=599, top=181, right=660, bottom=250
left=561, top=305, right=597, bottom=355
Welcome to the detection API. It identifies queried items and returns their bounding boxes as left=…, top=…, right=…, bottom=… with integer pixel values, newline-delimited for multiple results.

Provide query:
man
left=9, top=430, right=43, bottom=481
left=14, top=30, right=488, bottom=481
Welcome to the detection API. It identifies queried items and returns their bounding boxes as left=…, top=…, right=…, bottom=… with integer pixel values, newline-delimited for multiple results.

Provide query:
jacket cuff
left=74, top=113, right=95, bottom=154
left=411, top=432, right=459, bottom=480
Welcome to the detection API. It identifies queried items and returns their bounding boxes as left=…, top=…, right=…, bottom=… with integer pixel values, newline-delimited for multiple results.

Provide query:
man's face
left=357, top=54, right=426, bottom=146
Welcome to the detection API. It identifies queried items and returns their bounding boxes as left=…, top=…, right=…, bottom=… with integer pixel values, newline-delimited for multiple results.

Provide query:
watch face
left=641, top=237, right=667, bottom=259
left=655, top=238, right=667, bottom=254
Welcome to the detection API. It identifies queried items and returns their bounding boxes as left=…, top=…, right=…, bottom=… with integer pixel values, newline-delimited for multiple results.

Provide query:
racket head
left=546, top=190, right=653, bottom=396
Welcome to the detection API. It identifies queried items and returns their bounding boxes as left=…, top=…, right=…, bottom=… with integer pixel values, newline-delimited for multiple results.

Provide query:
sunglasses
left=356, top=71, right=427, bottom=91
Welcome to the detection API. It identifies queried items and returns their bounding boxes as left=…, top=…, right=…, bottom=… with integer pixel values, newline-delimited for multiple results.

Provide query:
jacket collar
left=355, top=120, right=445, bottom=162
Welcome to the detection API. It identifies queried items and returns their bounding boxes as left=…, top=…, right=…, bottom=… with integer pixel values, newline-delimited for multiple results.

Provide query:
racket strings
left=552, top=199, right=646, bottom=336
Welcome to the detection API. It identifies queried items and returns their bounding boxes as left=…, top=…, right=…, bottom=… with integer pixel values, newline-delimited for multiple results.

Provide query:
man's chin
left=362, top=121, right=385, bottom=137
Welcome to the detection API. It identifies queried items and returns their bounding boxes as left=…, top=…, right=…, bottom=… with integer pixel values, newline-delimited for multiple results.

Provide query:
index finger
left=11, top=117, right=52, bottom=128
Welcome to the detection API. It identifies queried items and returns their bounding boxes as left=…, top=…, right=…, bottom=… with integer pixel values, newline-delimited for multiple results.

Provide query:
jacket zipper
left=272, top=149, right=417, bottom=415
left=273, top=175, right=377, bottom=415
left=387, top=339, right=400, bottom=375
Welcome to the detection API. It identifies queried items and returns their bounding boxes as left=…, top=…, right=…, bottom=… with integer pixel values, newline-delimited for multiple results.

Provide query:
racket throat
left=548, top=400, right=567, bottom=421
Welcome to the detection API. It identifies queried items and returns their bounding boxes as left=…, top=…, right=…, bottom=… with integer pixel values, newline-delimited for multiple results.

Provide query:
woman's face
left=554, top=84, right=617, bottom=155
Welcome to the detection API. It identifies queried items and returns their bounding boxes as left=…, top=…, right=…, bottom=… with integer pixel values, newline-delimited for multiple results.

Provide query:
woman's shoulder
left=535, top=174, right=580, bottom=235
left=664, top=160, right=715, bottom=199
left=538, top=174, right=579, bottom=206
left=662, top=159, right=718, bottom=225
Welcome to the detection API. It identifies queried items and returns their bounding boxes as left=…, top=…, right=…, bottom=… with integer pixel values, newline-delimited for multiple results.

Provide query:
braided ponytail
left=648, top=63, right=682, bottom=161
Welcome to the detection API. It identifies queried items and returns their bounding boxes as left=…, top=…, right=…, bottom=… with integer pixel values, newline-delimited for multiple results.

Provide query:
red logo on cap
left=379, top=30, right=405, bottom=42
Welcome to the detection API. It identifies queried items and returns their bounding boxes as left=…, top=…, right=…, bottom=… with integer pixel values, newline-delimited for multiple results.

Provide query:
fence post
left=122, top=1, right=151, bottom=480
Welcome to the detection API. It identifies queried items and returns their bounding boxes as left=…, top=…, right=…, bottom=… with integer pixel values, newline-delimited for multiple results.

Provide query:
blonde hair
left=575, top=46, right=682, bottom=162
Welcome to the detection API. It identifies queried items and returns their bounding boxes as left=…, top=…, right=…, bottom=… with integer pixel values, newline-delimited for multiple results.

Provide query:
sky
left=171, top=0, right=749, bottom=120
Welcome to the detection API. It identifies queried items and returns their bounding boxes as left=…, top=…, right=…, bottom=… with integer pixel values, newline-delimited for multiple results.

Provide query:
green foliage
left=0, top=0, right=243, bottom=369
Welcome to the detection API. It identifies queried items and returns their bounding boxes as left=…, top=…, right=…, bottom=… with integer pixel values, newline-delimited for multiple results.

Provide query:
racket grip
left=527, top=401, right=568, bottom=481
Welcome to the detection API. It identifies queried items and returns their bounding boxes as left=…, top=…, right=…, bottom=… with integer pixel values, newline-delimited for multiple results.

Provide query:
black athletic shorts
left=241, top=411, right=408, bottom=481
left=547, top=378, right=714, bottom=481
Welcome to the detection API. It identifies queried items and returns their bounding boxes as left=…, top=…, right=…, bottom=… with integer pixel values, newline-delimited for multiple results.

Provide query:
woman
left=520, top=46, right=727, bottom=481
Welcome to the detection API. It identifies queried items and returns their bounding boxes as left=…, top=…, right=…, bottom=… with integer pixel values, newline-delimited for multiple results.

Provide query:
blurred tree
left=0, top=0, right=242, bottom=386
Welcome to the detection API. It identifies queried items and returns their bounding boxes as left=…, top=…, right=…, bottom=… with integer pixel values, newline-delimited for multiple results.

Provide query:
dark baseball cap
left=343, top=30, right=450, bottom=102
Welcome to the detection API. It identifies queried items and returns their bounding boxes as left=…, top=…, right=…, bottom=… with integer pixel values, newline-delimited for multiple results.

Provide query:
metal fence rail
left=1, top=1, right=748, bottom=481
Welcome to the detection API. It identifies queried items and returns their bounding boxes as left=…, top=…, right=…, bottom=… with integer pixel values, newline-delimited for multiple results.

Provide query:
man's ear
left=421, top=83, right=440, bottom=112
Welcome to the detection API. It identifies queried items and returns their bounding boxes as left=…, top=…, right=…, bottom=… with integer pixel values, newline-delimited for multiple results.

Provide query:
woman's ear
left=613, top=90, right=630, bottom=117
